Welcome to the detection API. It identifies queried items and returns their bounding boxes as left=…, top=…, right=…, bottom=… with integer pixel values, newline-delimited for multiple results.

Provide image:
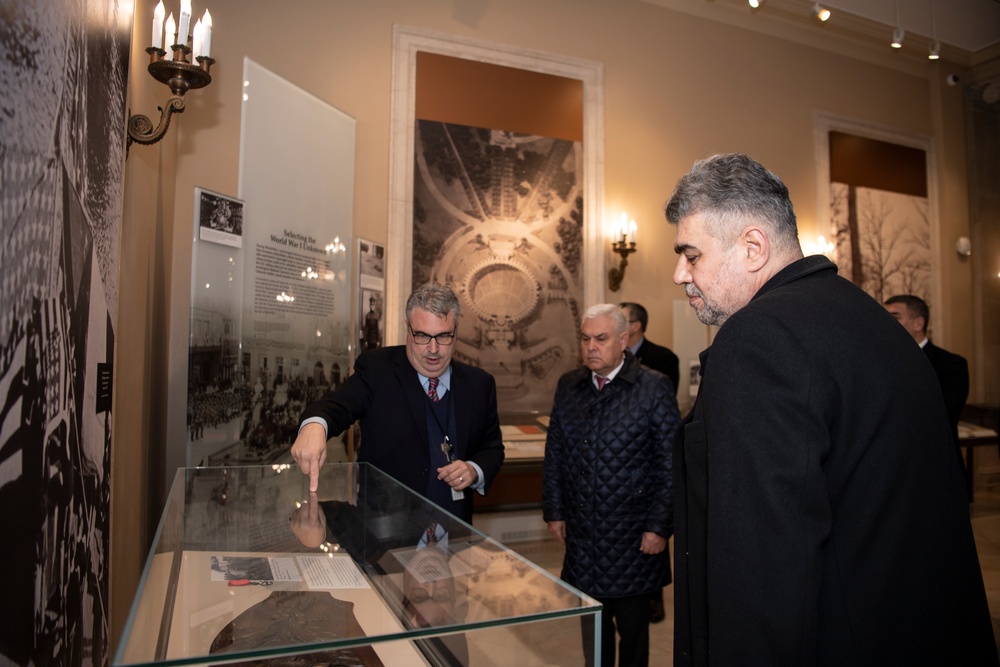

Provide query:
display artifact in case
left=114, top=463, right=601, bottom=666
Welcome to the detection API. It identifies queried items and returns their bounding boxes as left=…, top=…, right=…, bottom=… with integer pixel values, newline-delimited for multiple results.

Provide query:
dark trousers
left=582, top=592, right=651, bottom=667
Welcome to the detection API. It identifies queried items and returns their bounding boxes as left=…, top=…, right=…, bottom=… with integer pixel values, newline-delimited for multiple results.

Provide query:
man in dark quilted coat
left=543, top=303, right=680, bottom=667
left=667, top=153, right=997, bottom=666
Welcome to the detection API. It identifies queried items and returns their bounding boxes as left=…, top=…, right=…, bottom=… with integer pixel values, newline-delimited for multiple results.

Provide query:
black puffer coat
left=543, top=352, right=680, bottom=598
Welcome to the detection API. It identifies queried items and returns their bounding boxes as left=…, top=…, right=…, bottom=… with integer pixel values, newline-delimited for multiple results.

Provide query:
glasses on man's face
left=408, top=324, right=456, bottom=346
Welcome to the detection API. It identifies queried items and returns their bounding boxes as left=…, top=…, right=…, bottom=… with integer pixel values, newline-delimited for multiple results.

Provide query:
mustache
left=685, top=285, right=703, bottom=299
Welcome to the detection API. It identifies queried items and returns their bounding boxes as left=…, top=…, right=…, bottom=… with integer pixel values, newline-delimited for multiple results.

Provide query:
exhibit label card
left=298, top=554, right=369, bottom=589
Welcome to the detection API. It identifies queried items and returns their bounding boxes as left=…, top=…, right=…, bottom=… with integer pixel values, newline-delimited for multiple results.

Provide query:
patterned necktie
left=426, top=521, right=439, bottom=544
left=596, top=376, right=607, bottom=390
left=427, top=376, right=440, bottom=402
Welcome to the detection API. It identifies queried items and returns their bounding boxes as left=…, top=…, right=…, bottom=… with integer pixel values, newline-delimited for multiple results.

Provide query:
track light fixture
left=891, top=26, right=905, bottom=48
left=813, top=2, right=830, bottom=22
left=928, top=1, right=940, bottom=60
left=890, top=0, right=904, bottom=49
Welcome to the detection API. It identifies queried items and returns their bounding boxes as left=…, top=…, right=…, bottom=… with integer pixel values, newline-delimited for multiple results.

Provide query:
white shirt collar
left=593, top=355, right=626, bottom=388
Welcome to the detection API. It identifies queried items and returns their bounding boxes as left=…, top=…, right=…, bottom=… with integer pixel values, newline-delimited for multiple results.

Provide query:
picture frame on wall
left=358, top=238, right=386, bottom=352
left=196, top=187, right=245, bottom=248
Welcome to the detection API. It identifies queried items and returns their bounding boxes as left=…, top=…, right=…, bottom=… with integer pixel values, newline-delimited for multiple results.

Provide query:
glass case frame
left=114, top=463, right=601, bottom=666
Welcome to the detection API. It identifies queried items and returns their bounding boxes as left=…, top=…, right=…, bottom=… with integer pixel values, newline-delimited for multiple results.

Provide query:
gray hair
left=664, top=153, right=800, bottom=255
left=582, top=303, right=628, bottom=335
left=405, top=283, right=461, bottom=321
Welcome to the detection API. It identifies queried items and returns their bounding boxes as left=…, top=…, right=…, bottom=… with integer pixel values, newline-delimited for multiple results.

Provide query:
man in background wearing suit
left=884, top=294, right=971, bottom=496
left=291, top=283, right=504, bottom=523
left=620, top=301, right=679, bottom=625
left=620, top=302, right=680, bottom=395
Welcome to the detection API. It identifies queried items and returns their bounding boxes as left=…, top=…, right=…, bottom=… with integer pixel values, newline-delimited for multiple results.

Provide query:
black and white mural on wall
left=0, top=1, right=129, bottom=665
left=413, top=121, right=584, bottom=415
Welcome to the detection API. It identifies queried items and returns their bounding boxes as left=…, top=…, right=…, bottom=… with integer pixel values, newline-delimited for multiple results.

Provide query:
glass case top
left=114, top=463, right=599, bottom=666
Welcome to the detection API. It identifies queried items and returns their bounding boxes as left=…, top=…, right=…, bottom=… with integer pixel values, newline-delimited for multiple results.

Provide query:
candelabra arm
left=608, top=255, right=629, bottom=292
left=607, top=241, right=636, bottom=292
left=127, top=95, right=187, bottom=154
left=126, top=48, right=214, bottom=157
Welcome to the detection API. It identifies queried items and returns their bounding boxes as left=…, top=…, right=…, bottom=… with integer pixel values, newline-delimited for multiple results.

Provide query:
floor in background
left=477, top=490, right=1000, bottom=666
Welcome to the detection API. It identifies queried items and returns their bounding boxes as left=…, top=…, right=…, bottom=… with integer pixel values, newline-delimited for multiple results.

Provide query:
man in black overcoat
left=291, top=283, right=504, bottom=523
left=666, top=153, right=997, bottom=666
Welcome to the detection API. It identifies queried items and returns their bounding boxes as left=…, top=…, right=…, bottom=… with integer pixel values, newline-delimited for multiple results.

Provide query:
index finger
left=311, top=446, right=328, bottom=492
left=308, top=462, right=321, bottom=492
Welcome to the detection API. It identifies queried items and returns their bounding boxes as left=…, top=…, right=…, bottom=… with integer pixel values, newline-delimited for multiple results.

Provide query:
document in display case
left=114, top=463, right=601, bottom=666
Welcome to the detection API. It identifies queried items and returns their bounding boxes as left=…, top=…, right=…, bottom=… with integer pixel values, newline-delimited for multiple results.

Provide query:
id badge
left=452, top=487, right=465, bottom=502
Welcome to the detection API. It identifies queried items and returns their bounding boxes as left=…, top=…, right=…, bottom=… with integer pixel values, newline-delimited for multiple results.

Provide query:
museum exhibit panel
left=114, top=463, right=601, bottom=666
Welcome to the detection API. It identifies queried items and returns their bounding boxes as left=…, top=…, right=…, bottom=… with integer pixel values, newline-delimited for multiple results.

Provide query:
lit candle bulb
left=192, top=18, right=203, bottom=58
left=201, top=9, right=212, bottom=58
left=164, top=12, right=176, bottom=53
left=628, top=218, right=637, bottom=245
left=151, top=1, right=165, bottom=49
left=178, top=0, right=192, bottom=46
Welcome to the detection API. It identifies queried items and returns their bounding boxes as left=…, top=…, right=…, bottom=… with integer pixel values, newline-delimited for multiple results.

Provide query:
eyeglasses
left=407, top=324, right=456, bottom=346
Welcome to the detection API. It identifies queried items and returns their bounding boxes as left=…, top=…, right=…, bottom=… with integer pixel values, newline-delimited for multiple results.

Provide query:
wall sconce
left=608, top=212, right=637, bottom=292
left=127, top=0, right=215, bottom=154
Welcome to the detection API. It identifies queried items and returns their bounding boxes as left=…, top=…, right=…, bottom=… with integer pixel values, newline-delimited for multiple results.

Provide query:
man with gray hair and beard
left=543, top=303, right=680, bottom=667
left=666, top=153, right=996, bottom=665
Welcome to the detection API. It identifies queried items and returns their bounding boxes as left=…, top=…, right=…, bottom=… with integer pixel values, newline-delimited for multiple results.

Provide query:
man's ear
left=742, top=226, right=769, bottom=272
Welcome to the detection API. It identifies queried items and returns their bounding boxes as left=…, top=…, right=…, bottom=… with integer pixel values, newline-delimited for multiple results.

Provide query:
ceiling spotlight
left=748, top=0, right=761, bottom=8
left=813, top=2, right=830, bottom=21
left=928, top=39, right=940, bottom=60
left=891, top=26, right=905, bottom=48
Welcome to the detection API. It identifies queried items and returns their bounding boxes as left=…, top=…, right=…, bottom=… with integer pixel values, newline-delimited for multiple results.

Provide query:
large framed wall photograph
left=387, top=26, right=605, bottom=416
left=814, top=112, right=939, bottom=324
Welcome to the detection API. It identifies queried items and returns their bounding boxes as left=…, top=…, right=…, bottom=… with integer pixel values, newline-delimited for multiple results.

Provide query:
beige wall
left=112, top=0, right=982, bottom=648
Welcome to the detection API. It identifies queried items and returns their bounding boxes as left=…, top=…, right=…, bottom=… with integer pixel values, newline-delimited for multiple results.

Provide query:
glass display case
left=114, top=463, right=601, bottom=666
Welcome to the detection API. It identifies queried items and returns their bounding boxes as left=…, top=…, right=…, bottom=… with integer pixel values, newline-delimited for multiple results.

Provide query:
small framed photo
left=196, top=187, right=245, bottom=248
left=359, top=288, right=384, bottom=352
left=358, top=237, right=385, bottom=290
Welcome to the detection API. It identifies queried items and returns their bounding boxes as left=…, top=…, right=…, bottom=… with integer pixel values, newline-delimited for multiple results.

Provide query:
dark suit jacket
left=634, top=338, right=680, bottom=395
left=299, top=346, right=504, bottom=523
left=923, top=340, right=969, bottom=438
left=674, top=256, right=996, bottom=666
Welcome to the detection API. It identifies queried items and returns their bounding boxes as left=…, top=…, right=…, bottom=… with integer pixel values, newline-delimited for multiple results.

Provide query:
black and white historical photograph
left=412, top=120, right=584, bottom=414
left=0, top=0, right=130, bottom=664
left=197, top=187, right=245, bottom=248
left=359, top=289, right=385, bottom=352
